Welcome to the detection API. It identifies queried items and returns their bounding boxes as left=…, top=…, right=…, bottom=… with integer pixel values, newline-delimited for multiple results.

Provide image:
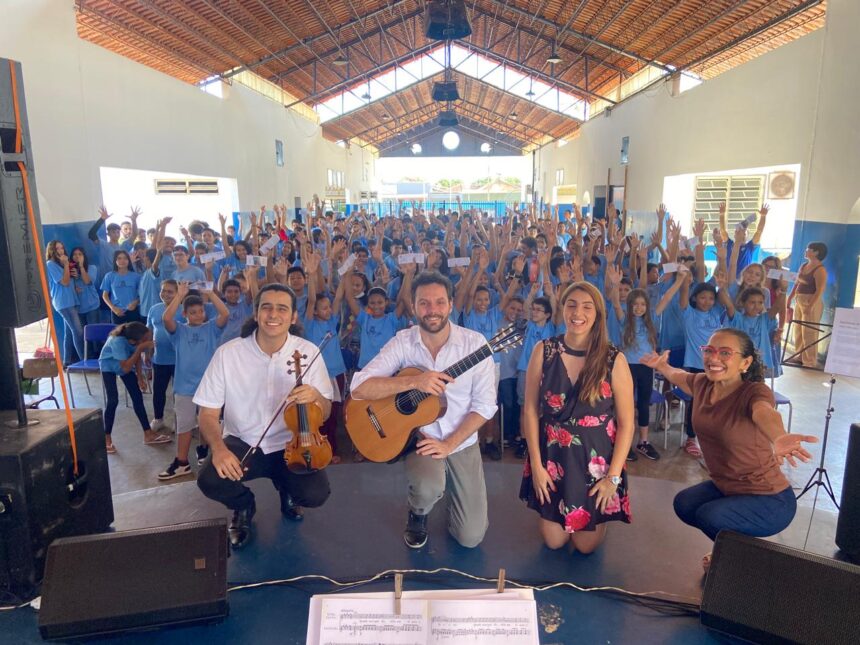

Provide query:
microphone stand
left=239, top=332, right=335, bottom=469
left=796, top=375, right=840, bottom=508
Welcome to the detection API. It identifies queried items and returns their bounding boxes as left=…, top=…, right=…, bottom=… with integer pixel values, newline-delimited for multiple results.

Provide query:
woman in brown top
left=642, top=328, right=817, bottom=571
left=787, top=242, right=828, bottom=367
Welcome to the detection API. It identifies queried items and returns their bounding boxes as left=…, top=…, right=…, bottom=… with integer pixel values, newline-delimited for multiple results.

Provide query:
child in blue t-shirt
left=608, top=266, right=687, bottom=461
left=218, top=274, right=255, bottom=346
left=98, top=322, right=168, bottom=454
left=146, top=279, right=182, bottom=432
left=101, top=249, right=142, bottom=324
left=160, top=282, right=228, bottom=480
left=728, top=286, right=785, bottom=377
left=678, top=269, right=732, bottom=455
left=304, top=252, right=347, bottom=463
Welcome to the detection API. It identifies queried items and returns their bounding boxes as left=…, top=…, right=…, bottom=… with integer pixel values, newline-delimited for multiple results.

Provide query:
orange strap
left=9, top=60, right=79, bottom=474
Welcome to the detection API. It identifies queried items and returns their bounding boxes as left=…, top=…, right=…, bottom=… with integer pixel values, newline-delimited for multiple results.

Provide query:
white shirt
left=350, top=323, right=498, bottom=454
left=194, top=333, right=334, bottom=455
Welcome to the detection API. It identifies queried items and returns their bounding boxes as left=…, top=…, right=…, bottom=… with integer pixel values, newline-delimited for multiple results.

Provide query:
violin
left=283, top=349, right=332, bottom=474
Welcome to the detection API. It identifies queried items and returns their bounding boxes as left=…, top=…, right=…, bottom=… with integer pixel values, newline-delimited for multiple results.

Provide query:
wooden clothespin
left=394, top=573, right=403, bottom=615
left=496, top=568, right=506, bottom=593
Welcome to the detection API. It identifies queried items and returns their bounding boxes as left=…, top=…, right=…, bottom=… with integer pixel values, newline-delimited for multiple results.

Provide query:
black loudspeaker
left=39, top=519, right=229, bottom=640
left=702, top=531, right=860, bottom=644
left=0, top=409, right=113, bottom=599
left=424, top=0, right=472, bottom=40
left=432, top=80, right=460, bottom=102
left=0, top=58, right=47, bottom=328
left=836, top=423, right=860, bottom=557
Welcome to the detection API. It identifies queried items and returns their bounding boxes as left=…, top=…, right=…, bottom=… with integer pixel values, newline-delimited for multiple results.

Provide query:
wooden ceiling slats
left=75, top=0, right=826, bottom=149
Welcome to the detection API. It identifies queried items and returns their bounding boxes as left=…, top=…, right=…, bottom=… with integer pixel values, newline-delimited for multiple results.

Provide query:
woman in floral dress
left=520, top=281, right=635, bottom=553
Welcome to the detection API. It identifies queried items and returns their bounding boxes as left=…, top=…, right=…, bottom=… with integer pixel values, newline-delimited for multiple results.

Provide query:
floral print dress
left=519, top=337, right=632, bottom=532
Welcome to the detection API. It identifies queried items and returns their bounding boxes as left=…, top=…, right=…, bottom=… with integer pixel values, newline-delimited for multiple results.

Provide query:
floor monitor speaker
left=702, top=531, right=860, bottom=644
left=836, top=423, right=860, bottom=558
left=38, top=518, right=229, bottom=640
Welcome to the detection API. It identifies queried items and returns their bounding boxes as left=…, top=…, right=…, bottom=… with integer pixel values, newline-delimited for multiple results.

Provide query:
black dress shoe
left=514, top=439, right=528, bottom=459
left=228, top=500, right=256, bottom=549
left=404, top=510, right=428, bottom=549
left=485, top=441, right=502, bottom=461
left=280, top=493, right=304, bottom=522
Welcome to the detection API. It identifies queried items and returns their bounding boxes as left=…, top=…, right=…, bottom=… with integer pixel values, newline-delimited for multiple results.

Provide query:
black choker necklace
left=563, top=342, right=587, bottom=357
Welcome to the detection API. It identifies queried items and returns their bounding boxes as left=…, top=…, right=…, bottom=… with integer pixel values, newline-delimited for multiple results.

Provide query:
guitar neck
left=410, top=345, right=493, bottom=404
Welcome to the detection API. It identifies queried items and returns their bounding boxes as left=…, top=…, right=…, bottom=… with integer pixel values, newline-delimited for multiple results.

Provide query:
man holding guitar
left=195, top=284, right=333, bottom=549
left=350, top=271, right=498, bottom=549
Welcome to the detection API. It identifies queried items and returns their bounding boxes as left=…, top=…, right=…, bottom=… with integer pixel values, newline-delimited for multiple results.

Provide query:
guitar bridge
left=366, top=406, right=386, bottom=438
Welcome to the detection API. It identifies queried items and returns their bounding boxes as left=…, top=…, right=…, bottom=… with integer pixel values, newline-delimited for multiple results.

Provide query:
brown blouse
left=686, top=373, right=789, bottom=496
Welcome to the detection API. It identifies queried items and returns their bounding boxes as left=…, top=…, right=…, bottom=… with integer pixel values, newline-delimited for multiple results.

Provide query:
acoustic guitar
left=345, top=323, right=524, bottom=463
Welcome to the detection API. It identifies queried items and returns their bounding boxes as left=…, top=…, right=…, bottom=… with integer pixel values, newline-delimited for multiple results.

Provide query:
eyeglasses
left=700, top=345, right=743, bottom=360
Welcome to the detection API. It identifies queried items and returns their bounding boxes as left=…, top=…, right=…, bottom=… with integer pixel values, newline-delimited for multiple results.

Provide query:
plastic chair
left=21, top=358, right=59, bottom=409
left=65, top=323, right=115, bottom=407
left=771, top=377, right=793, bottom=432
left=672, top=387, right=693, bottom=448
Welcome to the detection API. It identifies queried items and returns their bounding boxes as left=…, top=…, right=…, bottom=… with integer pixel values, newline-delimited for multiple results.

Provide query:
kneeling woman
left=520, top=281, right=635, bottom=553
left=641, top=328, right=816, bottom=571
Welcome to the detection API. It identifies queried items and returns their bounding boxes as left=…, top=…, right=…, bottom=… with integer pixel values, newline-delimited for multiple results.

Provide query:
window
left=275, top=140, right=284, bottom=167
left=327, top=169, right=344, bottom=189
left=693, top=175, right=764, bottom=232
left=555, top=169, right=564, bottom=186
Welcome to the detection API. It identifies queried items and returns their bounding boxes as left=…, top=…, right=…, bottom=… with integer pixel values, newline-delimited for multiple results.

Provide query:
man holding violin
left=195, top=284, right=333, bottom=549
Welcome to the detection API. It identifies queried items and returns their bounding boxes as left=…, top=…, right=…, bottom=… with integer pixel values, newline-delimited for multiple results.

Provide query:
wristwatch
left=608, top=475, right=622, bottom=486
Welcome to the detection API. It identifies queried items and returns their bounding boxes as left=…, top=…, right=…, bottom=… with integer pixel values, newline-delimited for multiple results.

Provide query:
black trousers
left=197, top=435, right=330, bottom=512
left=102, top=371, right=149, bottom=435
left=152, top=363, right=175, bottom=419
left=629, top=363, right=654, bottom=428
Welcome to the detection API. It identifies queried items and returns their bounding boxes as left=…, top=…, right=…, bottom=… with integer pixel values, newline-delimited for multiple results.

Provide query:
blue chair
left=648, top=388, right=671, bottom=449
left=65, top=323, right=114, bottom=407
left=672, top=387, right=693, bottom=449
left=771, top=377, right=793, bottom=432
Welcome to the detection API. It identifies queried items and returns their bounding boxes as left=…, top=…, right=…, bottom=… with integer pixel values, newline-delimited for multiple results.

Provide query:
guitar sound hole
left=394, top=392, right=419, bottom=415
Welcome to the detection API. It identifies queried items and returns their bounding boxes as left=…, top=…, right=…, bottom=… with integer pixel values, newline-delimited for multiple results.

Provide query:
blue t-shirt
left=157, top=253, right=177, bottom=280
left=357, top=310, right=404, bottom=369
left=220, top=300, right=253, bottom=345
left=517, top=320, right=556, bottom=371
left=682, top=304, right=727, bottom=369
left=47, top=261, right=78, bottom=311
left=729, top=312, right=777, bottom=369
left=659, top=287, right=686, bottom=352
left=461, top=306, right=504, bottom=363
left=100, top=270, right=141, bottom=309
left=74, top=266, right=101, bottom=314
left=305, top=316, right=346, bottom=378
left=96, top=242, right=122, bottom=282
left=583, top=256, right=607, bottom=295
left=728, top=282, right=771, bottom=308
left=173, top=265, right=206, bottom=283
left=138, top=269, right=162, bottom=319
left=98, top=334, right=134, bottom=374
left=619, top=312, right=661, bottom=365
left=146, top=302, right=183, bottom=365
left=608, top=302, right=627, bottom=346
left=169, top=319, right=223, bottom=396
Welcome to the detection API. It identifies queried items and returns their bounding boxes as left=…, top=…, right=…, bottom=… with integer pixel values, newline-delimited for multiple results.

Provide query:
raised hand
left=304, top=250, right=321, bottom=274
left=657, top=203, right=667, bottom=219
left=640, top=350, right=669, bottom=370
left=693, top=217, right=705, bottom=240
left=605, top=264, right=623, bottom=288
left=130, top=206, right=141, bottom=220
left=512, top=255, right=525, bottom=274
left=218, top=213, right=226, bottom=226
left=98, top=205, right=111, bottom=221
left=177, top=281, right=190, bottom=299
left=759, top=203, right=770, bottom=217
left=774, top=433, right=818, bottom=467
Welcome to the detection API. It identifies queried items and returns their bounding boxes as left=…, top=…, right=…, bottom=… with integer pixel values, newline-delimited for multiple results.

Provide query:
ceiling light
left=332, top=55, right=348, bottom=66
left=480, top=142, right=492, bottom=153
left=547, top=51, right=563, bottom=65
left=525, top=89, right=535, bottom=97
left=411, top=143, right=422, bottom=155
left=361, top=92, right=371, bottom=100
left=510, top=112, right=518, bottom=120
left=381, top=113, right=390, bottom=120
left=442, top=130, right=460, bottom=151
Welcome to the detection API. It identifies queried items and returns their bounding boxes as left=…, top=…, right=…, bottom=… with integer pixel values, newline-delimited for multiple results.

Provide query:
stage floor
left=1, top=462, right=841, bottom=644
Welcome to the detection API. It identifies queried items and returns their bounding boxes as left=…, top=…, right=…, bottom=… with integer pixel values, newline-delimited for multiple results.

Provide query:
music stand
left=796, top=375, right=839, bottom=508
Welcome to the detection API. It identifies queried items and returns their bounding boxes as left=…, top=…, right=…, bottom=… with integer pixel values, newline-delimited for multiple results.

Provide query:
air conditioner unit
left=424, top=0, right=472, bottom=41
left=432, top=81, right=460, bottom=102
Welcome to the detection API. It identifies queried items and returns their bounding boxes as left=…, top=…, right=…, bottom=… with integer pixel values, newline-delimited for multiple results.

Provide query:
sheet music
left=318, top=598, right=427, bottom=645
left=427, top=599, right=537, bottom=644
left=310, top=593, right=538, bottom=645
left=824, top=307, right=860, bottom=378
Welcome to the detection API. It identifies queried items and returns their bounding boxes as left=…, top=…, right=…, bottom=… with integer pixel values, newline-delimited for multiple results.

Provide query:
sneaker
left=404, top=511, right=428, bottom=549
left=157, top=458, right=192, bottom=480
left=485, top=441, right=502, bottom=461
left=637, top=441, right=660, bottom=461
left=514, top=439, right=527, bottom=459
left=684, top=438, right=702, bottom=458
left=196, top=444, right=209, bottom=466
left=626, top=447, right=638, bottom=461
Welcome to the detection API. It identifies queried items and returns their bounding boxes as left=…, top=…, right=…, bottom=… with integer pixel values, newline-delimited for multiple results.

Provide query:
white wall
left=0, top=0, right=372, bottom=225
left=536, top=27, right=824, bottom=224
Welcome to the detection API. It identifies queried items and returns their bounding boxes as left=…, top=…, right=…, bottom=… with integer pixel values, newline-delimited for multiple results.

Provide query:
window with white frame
left=555, top=169, right=564, bottom=186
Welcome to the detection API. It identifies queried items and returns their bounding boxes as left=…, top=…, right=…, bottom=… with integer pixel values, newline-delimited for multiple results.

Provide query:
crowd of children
left=45, top=195, right=794, bottom=479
